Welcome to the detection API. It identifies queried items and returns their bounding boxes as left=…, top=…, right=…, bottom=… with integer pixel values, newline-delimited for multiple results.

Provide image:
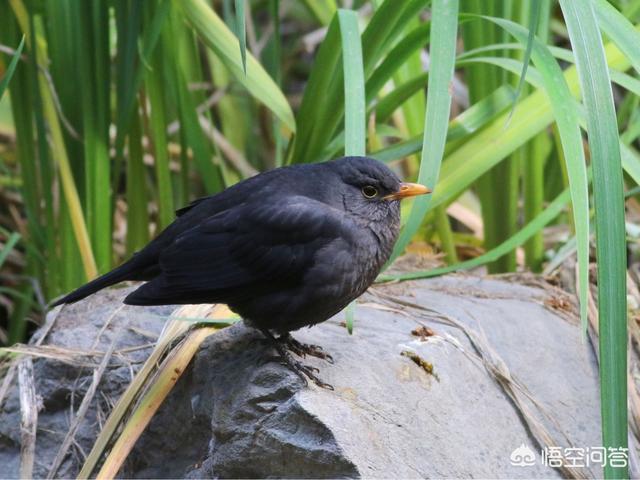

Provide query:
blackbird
left=53, top=156, right=429, bottom=386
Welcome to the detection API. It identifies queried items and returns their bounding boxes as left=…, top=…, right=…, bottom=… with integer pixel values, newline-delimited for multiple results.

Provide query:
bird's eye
left=361, top=185, right=378, bottom=198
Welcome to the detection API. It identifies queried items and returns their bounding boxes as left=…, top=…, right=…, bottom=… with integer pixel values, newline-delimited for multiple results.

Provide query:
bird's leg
left=261, top=330, right=334, bottom=390
left=278, top=333, right=334, bottom=364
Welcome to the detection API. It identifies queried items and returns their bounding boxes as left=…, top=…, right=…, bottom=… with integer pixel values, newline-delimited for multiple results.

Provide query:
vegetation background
left=1, top=0, right=640, bottom=478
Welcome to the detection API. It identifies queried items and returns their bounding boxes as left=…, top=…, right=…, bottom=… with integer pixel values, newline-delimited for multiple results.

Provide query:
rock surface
left=0, top=275, right=601, bottom=478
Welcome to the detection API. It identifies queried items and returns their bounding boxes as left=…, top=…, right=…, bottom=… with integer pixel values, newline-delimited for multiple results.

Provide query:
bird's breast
left=232, top=209, right=400, bottom=333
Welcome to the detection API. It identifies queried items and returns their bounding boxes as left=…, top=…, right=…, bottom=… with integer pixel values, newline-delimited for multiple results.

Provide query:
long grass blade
left=234, top=0, right=247, bottom=74
left=0, top=232, right=20, bottom=270
left=366, top=22, right=431, bottom=102
left=374, top=73, right=428, bottom=123
left=9, top=0, right=98, bottom=281
left=0, top=34, right=24, bottom=99
left=379, top=188, right=571, bottom=282
left=594, top=0, right=640, bottom=74
left=269, top=0, right=284, bottom=167
left=21, top=12, right=59, bottom=296
left=125, top=109, right=149, bottom=256
left=459, top=0, right=508, bottom=273
left=78, top=305, right=233, bottom=478
left=165, top=10, right=224, bottom=193
left=77, top=1, right=112, bottom=274
left=389, top=0, right=459, bottom=263
left=144, top=59, right=174, bottom=230
left=291, top=16, right=340, bottom=163
left=301, top=0, right=336, bottom=26
left=388, top=13, right=426, bottom=181
left=293, top=0, right=428, bottom=164
left=559, top=2, right=628, bottom=478
left=338, top=9, right=365, bottom=157
left=96, top=326, right=219, bottom=478
left=427, top=35, right=631, bottom=214
left=507, top=1, right=541, bottom=119
left=338, top=8, right=365, bottom=334
left=113, top=0, right=170, bottom=191
left=180, top=0, right=295, bottom=132
left=371, top=85, right=515, bottom=163
left=482, top=15, right=590, bottom=338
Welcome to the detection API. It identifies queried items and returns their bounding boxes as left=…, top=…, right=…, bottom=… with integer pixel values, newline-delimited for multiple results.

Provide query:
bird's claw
left=280, top=358, right=313, bottom=376
left=289, top=359, right=334, bottom=390
left=263, top=331, right=334, bottom=389
left=277, top=351, right=332, bottom=389
left=280, top=334, right=334, bottom=364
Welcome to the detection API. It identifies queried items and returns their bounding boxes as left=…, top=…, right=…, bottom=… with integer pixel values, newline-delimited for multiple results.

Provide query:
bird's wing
left=174, top=196, right=209, bottom=217
left=174, top=170, right=274, bottom=218
left=125, top=197, right=355, bottom=304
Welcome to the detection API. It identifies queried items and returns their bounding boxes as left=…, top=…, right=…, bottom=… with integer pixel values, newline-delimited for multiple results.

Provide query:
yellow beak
left=383, top=182, right=431, bottom=201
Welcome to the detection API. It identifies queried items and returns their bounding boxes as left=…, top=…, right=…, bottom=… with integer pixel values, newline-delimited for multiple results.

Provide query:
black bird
left=53, top=156, right=429, bottom=386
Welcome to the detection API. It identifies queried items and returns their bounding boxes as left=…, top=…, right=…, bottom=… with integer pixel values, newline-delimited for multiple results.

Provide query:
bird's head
left=325, top=156, right=431, bottom=223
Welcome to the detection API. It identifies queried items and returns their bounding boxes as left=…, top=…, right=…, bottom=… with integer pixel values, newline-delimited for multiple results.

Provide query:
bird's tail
left=50, top=256, right=153, bottom=307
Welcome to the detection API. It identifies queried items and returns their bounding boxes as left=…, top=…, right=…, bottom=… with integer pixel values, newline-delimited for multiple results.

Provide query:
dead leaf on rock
left=400, top=350, right=440, bottom=382
left=411, top=325, right=436, bottom=340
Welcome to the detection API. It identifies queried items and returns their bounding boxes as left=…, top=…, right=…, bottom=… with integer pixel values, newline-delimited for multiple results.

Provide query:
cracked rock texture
left=0, top=275, right=601, bottom=478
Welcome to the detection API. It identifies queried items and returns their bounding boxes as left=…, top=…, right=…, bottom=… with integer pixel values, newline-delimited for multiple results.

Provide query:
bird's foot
left=278, top=348, right=334, bottom=390
left=262, top=331, right=334, bottom=390
left=279, top=333, right=334, bottom=364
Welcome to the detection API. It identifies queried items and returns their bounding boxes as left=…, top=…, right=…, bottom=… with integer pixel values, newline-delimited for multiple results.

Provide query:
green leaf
left=366, top=22, right=430, bottom=102
left=164, top=11, right=225, bottom=193
left=482, top=14, right=590, bottom=346
left=15, top=4, right=98, bottom=281
left=291, top=16, right=341, bottom=163
left=292, top=0, right=428, bottom=164
left=301, top=0, right=336, bottom=26
left=379, top=188, right=571, bottom=282
left=0, top=35, right=24, bottom=99
left=560, top=2, right=628, bottom=478
left=594, top=0, right=640, bottom=74
left=180, top=0, right=295, bottom=132
left=234, top=0, right=247, bottom=74
left=389, top=0, right=459, bottom=263
left=621, top=143, right=640, bottom=186
left=76, top=1, right=112, bottom=274
left=371, top=85, right=515, bottom=163
left=338, top=9, right=366, bottom=157
left=457, top=56, right=543, bottom=88
left=507, top=0, right=541, bottom=120
left=144, top=52, right=174, bottom=229
left=374, top=73, right=428, bottom=123
left=125, top=111, right=149, bottom=256
left=446, top=84, right=515, bottom=143
left=0, top=232, right=20, bottom=270
left=338, top=8, right=365, bottom=334
left=114, top=0, right=169, bottom=161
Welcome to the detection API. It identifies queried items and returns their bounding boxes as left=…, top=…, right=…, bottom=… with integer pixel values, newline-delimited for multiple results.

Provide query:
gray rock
left=0, top=275, right=601, bottom=478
